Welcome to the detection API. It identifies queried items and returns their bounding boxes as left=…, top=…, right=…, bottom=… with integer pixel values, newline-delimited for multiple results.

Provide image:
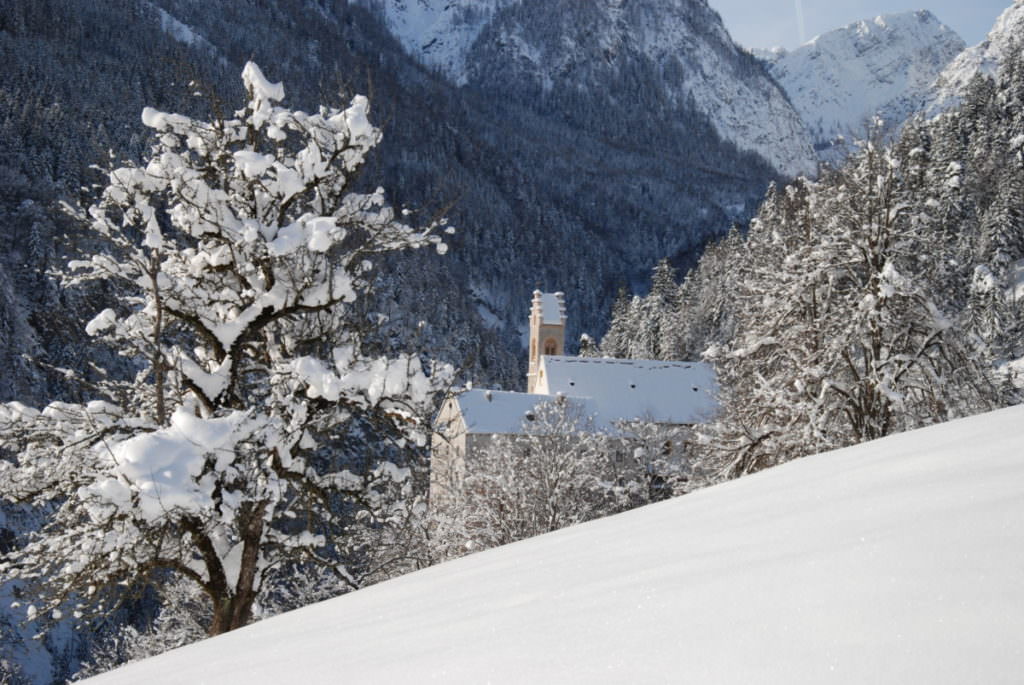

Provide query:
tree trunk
left=207, top=502, right=267, bottom=636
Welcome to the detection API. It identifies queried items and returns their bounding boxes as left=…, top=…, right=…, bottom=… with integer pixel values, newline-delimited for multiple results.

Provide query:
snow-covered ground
left=88, top=405, right=1024, bottom=684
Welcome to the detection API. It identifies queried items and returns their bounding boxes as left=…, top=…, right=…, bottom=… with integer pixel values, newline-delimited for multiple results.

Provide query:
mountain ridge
left=926, top=0, right=1024, bottom=114
left=759, top=10, right=964, bottom=163
left=358, top=0, right=817, bottom=177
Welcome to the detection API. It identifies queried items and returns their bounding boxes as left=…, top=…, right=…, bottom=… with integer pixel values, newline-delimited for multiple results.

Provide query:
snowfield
left=88, top=405, right=1024, bottom=684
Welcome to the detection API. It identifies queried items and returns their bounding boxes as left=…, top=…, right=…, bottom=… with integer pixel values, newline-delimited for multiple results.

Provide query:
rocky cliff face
left=759, top=10, right=964, bottom=163
left=353, top=0, right=512, bottom=84
left=360, top=0, right=816, bottom=177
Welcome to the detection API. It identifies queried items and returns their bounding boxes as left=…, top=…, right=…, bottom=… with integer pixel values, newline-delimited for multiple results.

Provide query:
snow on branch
left=1, top=62, right=453, bottom=638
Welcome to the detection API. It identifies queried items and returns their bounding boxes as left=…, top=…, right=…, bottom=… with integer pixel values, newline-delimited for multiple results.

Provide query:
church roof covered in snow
left=535, top=356, right=718, bottom=426
left=450, top=358, right=718, bottom=437
left=451, top=390, right=602, bottom=435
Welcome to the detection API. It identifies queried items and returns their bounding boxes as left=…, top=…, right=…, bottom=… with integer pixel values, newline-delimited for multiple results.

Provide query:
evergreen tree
left=697, top=139, right=1001, bottom=480
left=599, top=285, right=634, bottom=358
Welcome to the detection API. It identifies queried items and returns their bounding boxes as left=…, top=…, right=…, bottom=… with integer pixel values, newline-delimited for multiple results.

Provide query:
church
left=430, top=291, right=719, bottom=503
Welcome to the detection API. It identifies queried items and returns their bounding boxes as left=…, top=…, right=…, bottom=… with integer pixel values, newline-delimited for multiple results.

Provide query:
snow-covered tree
left=431, top=399, right=620, bottom=556
left=428, top=398, right=689, bottom=559
left=577, top=333, right=600, bottom=357
left=697, top=136, right=1000, bottom=480
left=608, top=419, right=693, bottom=502
left=673, top=225, right=744, bottom=359
left=599, top=286, right=634, bottom=358
left=0, top=63, right=449, bottom=636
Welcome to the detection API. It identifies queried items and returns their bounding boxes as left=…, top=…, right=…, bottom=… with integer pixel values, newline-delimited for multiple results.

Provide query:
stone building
left=430, top=291, right=718, bottom=504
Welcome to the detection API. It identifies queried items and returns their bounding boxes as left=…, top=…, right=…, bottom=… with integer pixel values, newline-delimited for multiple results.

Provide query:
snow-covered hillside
left=359, top=0, right=816, bottom=177
left=760, top=11, right=964, bottom=163
left=926, top=0, right=1024, bottom=114
left=87, top=405, right=1024, bottom=684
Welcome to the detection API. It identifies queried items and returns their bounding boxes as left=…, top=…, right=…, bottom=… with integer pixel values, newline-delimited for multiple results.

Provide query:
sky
left=707, top=0, right=1012, bottom=50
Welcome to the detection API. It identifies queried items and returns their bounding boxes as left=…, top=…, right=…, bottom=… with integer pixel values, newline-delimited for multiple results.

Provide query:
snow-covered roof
left=532, top=290, right=565, bottom=326
left=450, top=358, right=718, bottom=437
left=536, top=356, right=718, bottom=425
left=452, top=390, right=601, bottom=435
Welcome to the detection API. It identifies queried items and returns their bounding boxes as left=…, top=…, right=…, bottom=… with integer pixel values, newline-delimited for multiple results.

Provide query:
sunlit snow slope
left=89, top=405, right=1024, bottom=684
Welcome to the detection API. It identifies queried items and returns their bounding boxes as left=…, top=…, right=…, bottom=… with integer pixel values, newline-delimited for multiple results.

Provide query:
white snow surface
left=925, top=0, right=1024, bottom=115
left=761, top=11, right=964, bottom=163
left=86, top=404, right=1024, bottom=684
left=536, top=356, right=718, bottom=426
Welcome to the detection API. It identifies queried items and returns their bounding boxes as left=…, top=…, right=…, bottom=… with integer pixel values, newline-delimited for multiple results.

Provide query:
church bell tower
left=527, top=290, right=566, bottom=393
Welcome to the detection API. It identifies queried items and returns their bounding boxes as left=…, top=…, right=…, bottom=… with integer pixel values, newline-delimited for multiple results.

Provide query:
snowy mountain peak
left=355, top=0, right=514, bottom=85
left=761, top=9, right=964, bottom=162
left=362, top=0, right=815, bottom=177
left=926, top=0, right=1024, bottom=115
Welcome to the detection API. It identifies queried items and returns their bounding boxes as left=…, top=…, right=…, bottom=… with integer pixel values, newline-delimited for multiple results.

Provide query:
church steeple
left=527, top=291, right=566, bottom=393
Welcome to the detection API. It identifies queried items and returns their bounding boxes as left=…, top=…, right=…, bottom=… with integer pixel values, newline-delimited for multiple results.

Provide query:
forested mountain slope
left=926, top=0, right=1024, bottom=114
left=603, top=18, right=1024, bottom=477
left=361, top=0, right=817, bottom=178
left=0, top=0, right=794, bottom=407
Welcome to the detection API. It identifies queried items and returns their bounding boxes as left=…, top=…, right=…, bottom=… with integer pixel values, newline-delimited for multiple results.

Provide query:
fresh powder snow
left=85, top=404, right=1024, bottom=684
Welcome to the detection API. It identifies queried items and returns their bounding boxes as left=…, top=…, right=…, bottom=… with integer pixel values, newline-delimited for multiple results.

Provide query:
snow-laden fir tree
left=697, top=135, right=1000, bottom=479
left=0, top=63, right=450, bottom=636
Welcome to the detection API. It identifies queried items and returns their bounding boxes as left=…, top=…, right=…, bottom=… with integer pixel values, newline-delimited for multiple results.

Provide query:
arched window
left=531, top=339, right=537, bottom=360
left=544, top=338, right=557, bottom=356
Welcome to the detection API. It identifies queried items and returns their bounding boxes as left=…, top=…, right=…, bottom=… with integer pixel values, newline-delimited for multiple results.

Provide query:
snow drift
left=88, top=405, right=1024, bottom=683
